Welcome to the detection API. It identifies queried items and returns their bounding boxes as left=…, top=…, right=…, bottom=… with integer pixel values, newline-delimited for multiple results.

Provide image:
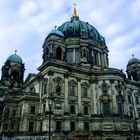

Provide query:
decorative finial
left=73, top=3, right=78, bottom=17
left=54, top=25, right=57, bottom=29
left=132, top=54, right=134, bottom=58
left=15, top=50, right=17, bottom=54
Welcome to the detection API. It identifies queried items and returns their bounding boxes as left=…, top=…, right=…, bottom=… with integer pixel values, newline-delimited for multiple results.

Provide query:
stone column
left=98, top=52, right=101, bottom=66
left=111, top=83, right=117, bottom=114
left=39, top=80, right=43, bottom=113
left=91, top=81, right=97, bottom=115
left=97, top=81, right=102, bottom=114
left=78, top=79, right=82, bottom=115
left=46, top=70, right=54, bottom=111
left=64, top=74, right=69, bottom=113
left=101, top=53, right=104, bottom=67
left=123, top=89, right=129, bottom=116
left=132, top=91, right=138, bottom=118
left=104, top=53, right=107, bottom=67
left=73, top=48, right=75, bottom=63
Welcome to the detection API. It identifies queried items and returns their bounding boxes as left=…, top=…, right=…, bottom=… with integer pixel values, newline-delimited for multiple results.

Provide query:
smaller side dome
left=127, top=55, right=140, bottom=66
left=7, top=54, right=23, bottom=64
left=48, top=29, right=64, bottom=38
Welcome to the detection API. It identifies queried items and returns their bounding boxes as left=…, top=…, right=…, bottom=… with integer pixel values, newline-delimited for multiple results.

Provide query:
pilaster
left=64, top=74, right=69, bottom=113
left=77, top=78, right=82, bottom=115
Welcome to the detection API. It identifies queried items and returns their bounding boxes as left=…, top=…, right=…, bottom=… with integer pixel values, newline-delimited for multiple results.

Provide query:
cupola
left=1, top=50, right=25, bottom=88
left=126, top=55, right=140, bottom=81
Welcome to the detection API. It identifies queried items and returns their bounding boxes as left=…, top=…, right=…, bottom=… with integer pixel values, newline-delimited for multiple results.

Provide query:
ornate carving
left=115, top=82, right=122, bottom=93
left=101, top=81, right=109, bottom=93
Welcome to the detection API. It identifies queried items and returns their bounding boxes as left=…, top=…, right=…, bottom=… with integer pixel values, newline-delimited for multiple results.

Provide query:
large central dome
left=58, top=7, right=104, bottom=45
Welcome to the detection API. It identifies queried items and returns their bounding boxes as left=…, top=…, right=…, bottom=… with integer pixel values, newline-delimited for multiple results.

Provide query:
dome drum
left=42, top=9, right=108, bottom=68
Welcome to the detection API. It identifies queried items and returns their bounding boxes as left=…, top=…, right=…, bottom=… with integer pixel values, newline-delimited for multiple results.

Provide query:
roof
left=7, top=54, right=22, bottom=64
left=48, top=29, right=64, bottom=38
left=57, top=16, right=105, bottom=45
left=127, top=56, right=140, bottom=66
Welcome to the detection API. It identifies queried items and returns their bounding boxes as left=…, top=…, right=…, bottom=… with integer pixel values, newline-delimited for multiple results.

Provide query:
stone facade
left=0, top=8, right=140, bottom=140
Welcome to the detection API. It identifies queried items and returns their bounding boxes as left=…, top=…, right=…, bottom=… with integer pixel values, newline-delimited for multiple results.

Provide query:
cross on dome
left=15, top=50, right=17, bottom=54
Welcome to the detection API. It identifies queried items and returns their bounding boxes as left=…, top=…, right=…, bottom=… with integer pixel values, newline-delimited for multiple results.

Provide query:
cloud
left=0, top=0, right=140, bottom=78
left=19, top=1, right=38, bottom=17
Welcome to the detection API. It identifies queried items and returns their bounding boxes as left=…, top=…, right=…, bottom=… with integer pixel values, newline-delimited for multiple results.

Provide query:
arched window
left=68, top=80, right=76, bottom=96
left=75, top=49, right=80, bottom=64
left=56, top=47, right=62, bottom=60
left=67, top=49, right=73, bottom=64
left=100, top=94, right=111, bottom=116
left=117, top=102, right=123, bottom=115
left=116, top=94, right=123, bottom=115
left=91, top=50, right=98, bottom=66
left=94, top=52, right=98, bottom=65
left=11, top=70, right=18, bottom=79
left=67, top=49, right=80, bottom=64
left=30, top=86, right=35, bottom=93
left=83, top=48, right=86, bottom=57
left=82, top=87, right=88, bottom=97
left=68, top=84, right=75, bottom=96
left=102, top=101, right=111, bottom=116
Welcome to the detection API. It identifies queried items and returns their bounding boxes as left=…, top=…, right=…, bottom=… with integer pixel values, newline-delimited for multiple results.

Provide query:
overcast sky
left=0, top=0, right=140, bottom=78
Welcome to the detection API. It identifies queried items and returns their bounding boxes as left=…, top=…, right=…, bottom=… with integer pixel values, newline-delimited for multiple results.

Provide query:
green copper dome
left=48, top=29, right=64, bottom=38
left=58, top=16, right=105, bottom=45
left=127, top=56, right=140, bottom=66
left=7, top=54, right=23, bottom=64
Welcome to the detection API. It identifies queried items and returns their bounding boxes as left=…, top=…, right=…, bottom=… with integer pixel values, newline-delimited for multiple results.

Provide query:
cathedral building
left=0, top=6, right=140, bottom=140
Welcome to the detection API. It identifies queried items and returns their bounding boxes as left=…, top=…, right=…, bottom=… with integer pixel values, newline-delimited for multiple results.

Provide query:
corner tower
left=1, top=51, right=25, bottom=89
left=126, top=55, right=140, bottom=81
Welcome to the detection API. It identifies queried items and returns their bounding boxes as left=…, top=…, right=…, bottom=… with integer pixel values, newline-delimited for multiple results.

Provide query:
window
left=3, top=123, right=8, bottom=130
left=11, top=123, right=14, bottom=129
left=39, top=122, right=42, bottom=132
left=12, top=109, right=16, bottom=116
left=56, top=121, right=61, bottom=131
left=69, top=84, right=75, bottom=96
left=138, top=112, right=140, bottom=118
left=130, top=108, right=133, bottom=117
left=135, top=96, right=139, bottom=104
left=128, top=95, right=132, bottom=104
left=75, top=49, right=80, bottom=64
left=44, top=83, right=47, bottom=94
left=68, top=49, right=73, bottom=64
left=30, top=106, right=35, bottom=114
left=94, top=52, right=98, bottom=65
left=11, top=70, right=18, bottom=79
left=20, top=106, right=22, bottom=115
left=82, top=87, right=88, bottom=97
left=84, top=106, right=88, bottom=115
left=84, top=122, right=89, bottom=131
left=56, top=47, right=62, bottom=59
left=70, top=121, right=75, bottom=131
left=103, top=102, right=111, bottom=116
left=117, top=103, right=123, bottom=115
left=70, top=105, right=75, bottom=114
left=28, top=122, right=34, bottom=132
left=30, top=87, right=35, bottom=93
left=43, top=104, right=46, bottom=112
